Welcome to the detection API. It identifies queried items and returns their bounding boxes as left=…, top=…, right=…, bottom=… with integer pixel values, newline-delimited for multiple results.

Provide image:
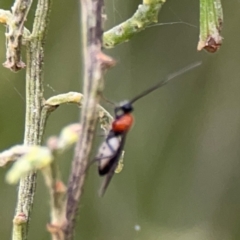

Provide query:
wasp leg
left=84, top=154, right=116, bottom=176
left=92, top=135, right=117, bottom=162
left=89, top=154, right=116, bottom=166
left=85, top=135, right=120, bottom=176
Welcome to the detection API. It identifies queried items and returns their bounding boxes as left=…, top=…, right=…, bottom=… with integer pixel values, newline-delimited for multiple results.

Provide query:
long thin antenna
left=129, top=61, right=201, bottom=104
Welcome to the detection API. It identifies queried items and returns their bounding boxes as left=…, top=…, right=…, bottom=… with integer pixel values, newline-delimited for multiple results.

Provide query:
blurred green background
left=1, top=0, right=240, bottom=239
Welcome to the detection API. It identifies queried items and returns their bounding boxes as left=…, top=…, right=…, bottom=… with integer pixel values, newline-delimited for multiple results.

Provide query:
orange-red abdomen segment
left=112, top=114, right=134, bottom=132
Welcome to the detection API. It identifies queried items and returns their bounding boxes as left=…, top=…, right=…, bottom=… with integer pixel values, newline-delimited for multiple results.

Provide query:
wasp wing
left=86, top=132, right=120, bottom=173
left=96, top=131, right=122, bottom=175
left=98, top=133, right=127, bottom=197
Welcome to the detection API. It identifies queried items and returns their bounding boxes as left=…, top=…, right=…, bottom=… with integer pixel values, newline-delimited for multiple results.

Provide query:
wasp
left=95, top=62, right=201, bottom=196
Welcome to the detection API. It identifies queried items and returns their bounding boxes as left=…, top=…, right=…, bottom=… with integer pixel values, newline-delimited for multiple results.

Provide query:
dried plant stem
left=3, top=0, right=32, bottom=71
left=63, top=0, right=108, bottom=239
left=12, top=0, right=52, bottom=239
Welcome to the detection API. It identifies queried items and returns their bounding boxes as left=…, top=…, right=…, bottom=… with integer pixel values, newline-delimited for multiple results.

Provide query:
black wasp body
left=96, top=102, right=134, bottom=196
left=94, top=62, right=201, bottom=196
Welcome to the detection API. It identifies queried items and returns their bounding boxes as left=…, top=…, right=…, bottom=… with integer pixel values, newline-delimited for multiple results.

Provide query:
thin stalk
left=103, top=0, right=166, bottom=48
left=197, top=0, right=223, bottom=52
left=63, top=0, right=109, bottom=239
left=3, top=0, right=32, bottom=71
left=12, top=0, right=52, bottom=239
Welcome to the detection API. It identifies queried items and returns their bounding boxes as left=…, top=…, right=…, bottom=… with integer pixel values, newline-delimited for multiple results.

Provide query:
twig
left=12, top=0, right=52, bottom=239
left=40, top=92, right=113, bottom=135
left=6, top=147, right=53, bottom=185
left=43, top=140, right=67, bottom=240
left=0, top=145, right=31, bottom=167
left=44, top=163, right=67, bottom=240
left=44, top=124, right=81, bottom=240
left=3, top=0, right=32, bottom=71
left=103, top=0, right=167, bottom=48
left=63, top=0, right=112, bottom=238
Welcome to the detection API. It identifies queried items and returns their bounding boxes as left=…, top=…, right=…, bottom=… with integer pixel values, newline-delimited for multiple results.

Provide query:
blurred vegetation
left=1, top=0, right=240, bottom=239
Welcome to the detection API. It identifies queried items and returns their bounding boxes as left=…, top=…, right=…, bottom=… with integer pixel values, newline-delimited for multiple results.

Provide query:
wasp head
left=114, top=101, right=134, bottom=118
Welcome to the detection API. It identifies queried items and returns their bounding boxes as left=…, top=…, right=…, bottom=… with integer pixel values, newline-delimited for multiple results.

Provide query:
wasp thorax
left=112, top=114, right=134, bottom=133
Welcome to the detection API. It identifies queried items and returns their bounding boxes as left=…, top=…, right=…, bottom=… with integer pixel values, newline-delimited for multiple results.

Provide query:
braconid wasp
left=95, top=61, right=201, bottom=196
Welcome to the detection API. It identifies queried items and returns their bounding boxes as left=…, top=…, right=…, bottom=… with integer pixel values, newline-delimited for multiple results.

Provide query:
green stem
left=41, top=92, right=113, bottom=135
left=198, top=0, right=223, bottom=52
left=12, top=0, right=52, bottom=239
left=103, top=0, right=166, bottom=48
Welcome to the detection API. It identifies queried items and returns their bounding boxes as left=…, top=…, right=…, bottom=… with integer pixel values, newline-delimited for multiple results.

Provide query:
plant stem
left=103, top=0, right=166, bottom=48
left=197, top=0, right=223, bottom=52
left=41, top=92, right=113, bottom=135
left=44, top=161, right=67, bottom=240
left=3, top=0, right=32, bottom=71
left=12, top=0, right=52, bottom=239
left=63, top=0, right=108, bottom=238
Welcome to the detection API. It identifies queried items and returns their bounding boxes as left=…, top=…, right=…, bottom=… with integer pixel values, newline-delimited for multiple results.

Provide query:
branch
left=0, top=145, right=30, bottom=167
left=12, top=0, right=52, bottom=239
left=63, top=0, right=113, bottom=238
left=40, top=92, right=113, bottom=135
left=103, top=0, right=166, bottom=48
left=45, top=164, right=67, bottom=240
left=43, top=124, right=83, bottom=240
left=1, top=123, right=82, bottom=240
left=0, top=9, right=31, bottom=43
left=43, top=135, right=69, bottom=240
left=3, top=0, right=33, bottom=71
left=41, top=91, right=113, bottom=240
left=6, top=146, right=53, bottom=185
left=0, top=125, right=79, bottom=240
